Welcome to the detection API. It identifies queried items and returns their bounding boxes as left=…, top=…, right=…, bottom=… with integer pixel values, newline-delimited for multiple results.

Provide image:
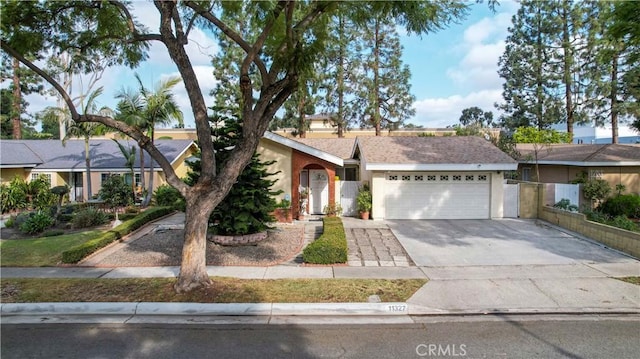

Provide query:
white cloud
left=410, top=6, right=518, bottom=128
left=159, top=66, right=219, bottom=128
left=445, top=12, right=513, bottom=91
left=413, top=89, right=503, bottom=128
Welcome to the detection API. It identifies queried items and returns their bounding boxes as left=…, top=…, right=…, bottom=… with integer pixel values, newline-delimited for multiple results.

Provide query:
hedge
left=302, top=217, right=348, bottom=264
left=61, top=206, right=174, bottom=264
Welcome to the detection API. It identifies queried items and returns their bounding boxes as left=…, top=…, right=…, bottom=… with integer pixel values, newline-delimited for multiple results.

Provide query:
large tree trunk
left=12, top=58, right=22, bottom=139
left=562, top=3, right=574, bottom=137
left=138, top=145, right=145, bottom=204
left=373, top=19, right=381, bottom=137
left=142, top=131, right=155, bottom=207
left=174, top=191, right=217, bottom=292
left=610, top=51, right=619, bottom=144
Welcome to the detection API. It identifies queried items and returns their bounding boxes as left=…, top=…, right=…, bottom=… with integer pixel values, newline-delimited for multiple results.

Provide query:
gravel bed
left=93, top=224, right=305, bottom=267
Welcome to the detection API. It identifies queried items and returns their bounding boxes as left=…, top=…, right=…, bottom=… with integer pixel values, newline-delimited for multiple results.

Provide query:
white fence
left=554, top=183, right=580, bottom=207
left=337, top=181, right=361, bottom=216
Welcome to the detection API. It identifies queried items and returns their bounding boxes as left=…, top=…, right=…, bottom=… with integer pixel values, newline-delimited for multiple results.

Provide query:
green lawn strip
left=0, top=278, right=427, bottom=303
left=616, top=276, right=640, bottom=285
left=0, top=230, right=102, bottom=267
left=0, top=207, right=174, bottom=267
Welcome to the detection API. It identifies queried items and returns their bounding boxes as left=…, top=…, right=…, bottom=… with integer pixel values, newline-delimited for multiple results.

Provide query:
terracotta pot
left=360, top=211, right=370, bottom=220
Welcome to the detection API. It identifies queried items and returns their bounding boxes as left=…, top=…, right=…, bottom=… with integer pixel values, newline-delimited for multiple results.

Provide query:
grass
left=617, top=276, right=640, bottom=285
left=0, top=230, right=102, bottom=266
left=0, top=278, right=427, bottom=303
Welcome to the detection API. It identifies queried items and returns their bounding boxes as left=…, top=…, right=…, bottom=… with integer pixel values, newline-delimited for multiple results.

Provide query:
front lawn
left=0, top=278, right=427, bottom=303
left=0, top=230, right=102, bottom=266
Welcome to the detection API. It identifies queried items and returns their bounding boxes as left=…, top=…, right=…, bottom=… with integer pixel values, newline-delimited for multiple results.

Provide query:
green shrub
left=58, top=213, right=74, bottom=222
left=153, top=185, right=185, bottom=211
left=303, top=217, right=348, bottom=264
left=553, top=198, right=578, bottom=212
left=583, top=179, right=611, bottom=204
left=61, top=206, right=173, bottom=263
left=19, top=211, right=54, bottom=234
left=4, top=216, right=16, bottom=228
left=119, top=213, right=137, bottom=221
left=609, top=216, right=638, bottom=232
left=71, top=207, right=108, bottom=229
left=599, top=194, right=640, bottom=219
left=98, top=174, right=133, bottom=209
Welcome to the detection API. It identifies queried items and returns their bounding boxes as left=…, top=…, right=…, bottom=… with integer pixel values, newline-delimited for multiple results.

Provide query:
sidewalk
left=2, top=213, right=639, bottom=322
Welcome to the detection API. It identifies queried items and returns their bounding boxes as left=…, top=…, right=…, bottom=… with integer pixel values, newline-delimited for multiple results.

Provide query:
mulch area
left=90, top=224, right=305, bottom=267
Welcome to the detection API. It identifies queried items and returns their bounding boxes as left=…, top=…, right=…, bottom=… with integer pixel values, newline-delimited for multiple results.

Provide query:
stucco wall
left=490, top=172, right=504, bottom=218
left=0, top=168, right=27, bottom=184
left=371, top=171, right=385, bottom=220
left=518, top=164, right=640, bottom=194
left=258, top=138, right=293, bottom=202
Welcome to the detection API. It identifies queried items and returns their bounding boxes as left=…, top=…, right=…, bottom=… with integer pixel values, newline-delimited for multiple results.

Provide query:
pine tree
left=185, top=109, right=281, bottom=236
left=583, top=1, right=638, bottom=143
left=497, top=0, right=564, bottom=130
left=353, top=14, right=415, bottom=136
left=319, top=12, right=362, bottom=137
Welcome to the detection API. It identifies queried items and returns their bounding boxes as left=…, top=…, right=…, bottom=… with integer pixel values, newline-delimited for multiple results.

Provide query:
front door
left=309, top=169, right=328, bottom=214
left=73, top=172, right=84, bottom=202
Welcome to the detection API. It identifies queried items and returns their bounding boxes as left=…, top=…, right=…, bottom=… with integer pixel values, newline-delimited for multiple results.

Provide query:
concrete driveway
left=386, top=219, right=637, bottom=267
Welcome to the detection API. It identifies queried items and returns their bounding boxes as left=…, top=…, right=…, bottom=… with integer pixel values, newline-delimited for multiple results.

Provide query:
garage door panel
left=384, top=173, right=490, bottom=219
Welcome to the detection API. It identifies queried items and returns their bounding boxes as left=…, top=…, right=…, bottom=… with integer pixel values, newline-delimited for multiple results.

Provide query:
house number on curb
left=387, top=304, right=407, bottom=312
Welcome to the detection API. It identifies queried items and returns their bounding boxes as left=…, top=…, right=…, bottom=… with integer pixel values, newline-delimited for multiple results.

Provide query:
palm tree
left=113, top=139, right=137, bottom=202
left=61, top=87, right=112, bottom=200
left=116, top=74, right=183, bottom=206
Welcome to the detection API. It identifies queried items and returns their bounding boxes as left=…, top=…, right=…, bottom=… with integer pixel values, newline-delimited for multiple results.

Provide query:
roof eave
left=263, top=131, right=344, bottom=166
left=366, top=163, right=518, bottom=171
left=0, top=164, right=40, bottom=169
left=519, top=160, right=640, bottom=166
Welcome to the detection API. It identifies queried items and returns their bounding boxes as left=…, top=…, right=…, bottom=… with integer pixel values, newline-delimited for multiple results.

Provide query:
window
left=31, top=173, right=51, bottom=184
left=522, top=168, right=531, bottom=181
left=344, top=167, right=357, bottom=181
left=122, top=173, right=142, bottom=186
left=101, top=173, right=111, bottom=184
left=589, top=170, right=603, bottom=179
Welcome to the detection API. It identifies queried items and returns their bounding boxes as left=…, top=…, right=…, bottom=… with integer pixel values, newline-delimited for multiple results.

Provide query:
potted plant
left=356, top=184, right=372, bottom=220
left=323, top=202, right=343, bottom=217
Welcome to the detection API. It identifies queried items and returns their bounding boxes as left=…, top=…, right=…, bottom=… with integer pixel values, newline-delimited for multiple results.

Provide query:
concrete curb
left=1, top=302, right=409, bottom=317
left=407, top=304, right=640, bottom=316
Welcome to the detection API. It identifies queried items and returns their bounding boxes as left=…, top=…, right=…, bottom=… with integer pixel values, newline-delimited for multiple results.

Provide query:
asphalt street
left=2, top=315, right=639, bottom=359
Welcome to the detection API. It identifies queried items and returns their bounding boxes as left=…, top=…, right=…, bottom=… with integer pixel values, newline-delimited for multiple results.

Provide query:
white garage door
left=384, top=172, right=490, bottom=219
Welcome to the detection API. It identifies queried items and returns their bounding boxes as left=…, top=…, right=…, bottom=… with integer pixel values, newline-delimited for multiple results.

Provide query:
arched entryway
left=292, top=149, right=336, bottom=218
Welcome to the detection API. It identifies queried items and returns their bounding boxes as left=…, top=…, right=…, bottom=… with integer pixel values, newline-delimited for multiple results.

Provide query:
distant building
left=552, top=123, right=640, bottom=144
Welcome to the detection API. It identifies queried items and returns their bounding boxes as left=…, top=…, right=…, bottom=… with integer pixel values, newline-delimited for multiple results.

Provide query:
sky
left=23, top=1, right=521, bottom=130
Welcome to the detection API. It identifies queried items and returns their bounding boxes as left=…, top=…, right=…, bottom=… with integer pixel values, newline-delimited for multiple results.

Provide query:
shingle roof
left=516, top=144, right=640, bottom=164
left=357, top=136, right=517, bottom=165
left=0, top=139, right=195, bottom=171
left=292, top=137, right=356, bottom=160
left=0, top=142, right=43, bottom=167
